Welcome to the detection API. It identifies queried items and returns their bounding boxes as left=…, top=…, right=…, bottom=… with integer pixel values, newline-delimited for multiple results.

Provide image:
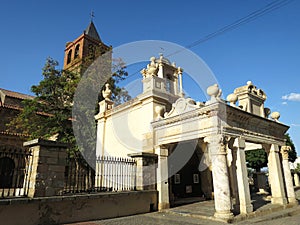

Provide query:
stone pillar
left=155, top=145, right=170, bottom=210
left=95, top=98, right=113, bottom=156
left=294, top=173, right=300, bottom=187
left=128, top=153, right=157, bottom=191
left=23, top=139, right=67, bottom=197
left=206, top=136, right=233, bottom=221
left=227, top=146, right=239, bottom=204
left=178, top=68, right=183, bottom=97
left=281, top=146, right=297, bottom=204
left=266, top=144, right=287, bottom=205
left=95, top=117, right=106, bottom=157
left=234, top=138, right=253, bottom=214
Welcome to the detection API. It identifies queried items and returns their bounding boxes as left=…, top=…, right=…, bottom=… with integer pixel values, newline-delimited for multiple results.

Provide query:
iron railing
left=96, top=156, right=136, bottom=192
left=63, top=151, right=95, bottom=194
left=0, top=146, right=32, bottom=198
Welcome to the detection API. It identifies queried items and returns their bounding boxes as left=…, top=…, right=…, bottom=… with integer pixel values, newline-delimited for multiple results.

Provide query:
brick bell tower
left=63, top=20, right=111, bottom=73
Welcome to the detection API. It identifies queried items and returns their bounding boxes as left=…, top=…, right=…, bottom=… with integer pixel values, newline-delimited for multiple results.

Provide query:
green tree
left=245, top=149, right=268, bottom=172
left=9, top=57, right=130, bottom=152
left=245, top=133, right=297, bottom=172
left=294, top=163, right=300, bottom=173
left=9, top=58, right=79, bottom=145
left=285, top=133, right=297, bottom=162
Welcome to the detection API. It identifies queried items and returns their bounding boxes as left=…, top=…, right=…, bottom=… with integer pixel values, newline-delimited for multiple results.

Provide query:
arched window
left=67, top=50, right=72, bottom=64
left=0, top=157, right=15, bottom=188
left=166, top=74, right=173, bottom=93
left=74, top=44, right=80, bottom=59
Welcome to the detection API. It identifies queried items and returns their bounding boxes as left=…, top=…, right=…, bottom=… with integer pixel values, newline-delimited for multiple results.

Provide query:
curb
left=162, top=203, right=300, bottom=224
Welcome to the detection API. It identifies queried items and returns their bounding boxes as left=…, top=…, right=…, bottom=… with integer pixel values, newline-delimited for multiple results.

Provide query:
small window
left=174, top=174, right=180, bottom=184
left=67, top=50, right=72, bottom=64
left=74, top=44, right=80, bottom=59
left=193, top=174, right=199, bottom=184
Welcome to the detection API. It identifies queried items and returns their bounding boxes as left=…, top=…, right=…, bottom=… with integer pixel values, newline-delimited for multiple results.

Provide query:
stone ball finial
left=247, top=81, right=253, bottom=86
left=207, top=84, right=220, bottom=98
left=150, top=56, right=156, bottom=62
left=227, top=93, right=238, bottom=106
left=271, top=111, right=280, bottom=121
left=102, top=83, right=112, bottom=100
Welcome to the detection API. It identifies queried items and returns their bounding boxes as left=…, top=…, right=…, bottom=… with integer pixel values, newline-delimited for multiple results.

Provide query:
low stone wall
left=0, top=190, right=157, bottom=225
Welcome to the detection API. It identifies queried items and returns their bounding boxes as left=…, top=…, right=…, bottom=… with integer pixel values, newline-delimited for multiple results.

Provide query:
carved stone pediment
left=164, top=98, right=200, bottom=118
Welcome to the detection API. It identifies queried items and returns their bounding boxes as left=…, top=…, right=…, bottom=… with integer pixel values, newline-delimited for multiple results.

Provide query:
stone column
left=234, top=138, right=253, bottom=214
left=155, top=145, right=170, bottom=210
left=178, top=67, right=183, bottom=97
left=266, top=144, right=287, bottom=205
left=294, top=173, right=300, bottom=187
left=23, top=139, right=67, bottom=197
left=206, top=136, right=233, bottom=221
left=128, top=153, right=157, bottom=191
left=226, top=146, right=239, bottom=205
left=281, top=146, right=297, bottom=204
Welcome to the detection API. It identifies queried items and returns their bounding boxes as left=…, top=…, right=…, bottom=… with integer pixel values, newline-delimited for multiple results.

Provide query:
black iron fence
left=63, top=151, right=95, bottom=194
left=96, top=156, right=136, bottom=192
left=64, top=154, right=137, bottom=194
left=0, top=146, right=138, bottom=197
left=0, top=146, right=32, bottom=198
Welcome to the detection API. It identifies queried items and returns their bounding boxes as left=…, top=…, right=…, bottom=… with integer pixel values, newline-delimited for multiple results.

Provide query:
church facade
left=0, top=20, right=297, bottom=221
left=95, top=54, right=297, bottom=220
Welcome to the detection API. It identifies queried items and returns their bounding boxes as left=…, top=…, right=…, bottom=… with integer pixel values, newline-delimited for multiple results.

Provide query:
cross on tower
left=90, top=11, right=95, bottom=21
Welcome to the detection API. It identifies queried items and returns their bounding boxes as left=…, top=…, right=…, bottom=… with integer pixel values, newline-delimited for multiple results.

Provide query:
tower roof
left=84, top=21, right=101, bottom=42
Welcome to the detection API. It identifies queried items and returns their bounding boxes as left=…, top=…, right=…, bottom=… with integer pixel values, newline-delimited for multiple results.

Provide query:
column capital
left=227, top=137, right=245, bottom=150
left=155, top=145, right=168, bottom=156
left=281, top=146, right=291, bottom=160
left=204, top=135, right=228, bottom=155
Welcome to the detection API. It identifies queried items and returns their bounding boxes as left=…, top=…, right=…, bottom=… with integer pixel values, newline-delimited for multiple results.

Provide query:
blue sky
left=0, top=0, right=299, bottom=154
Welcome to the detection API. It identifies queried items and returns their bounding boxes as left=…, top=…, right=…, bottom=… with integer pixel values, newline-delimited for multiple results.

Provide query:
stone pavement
left=64, top=187, right=300, bottom=225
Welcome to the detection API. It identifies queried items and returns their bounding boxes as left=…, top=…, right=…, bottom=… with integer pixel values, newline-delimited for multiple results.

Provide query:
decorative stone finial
left=102, top=83, right=112, bottom=100
left=177, top=67, right=183, bottom=74
left=247, top=81, right=253, bottom=86
left=159, top=53, right=163, bottom=60
left=207, top=84, right=222, bottom=101
left=142, top=56, right=158, bottom=77
left=271, top=111, right=280, bottom=122
left=226, top=93, right=238, bottom=106
left=207, top=84, right=219, bottom=97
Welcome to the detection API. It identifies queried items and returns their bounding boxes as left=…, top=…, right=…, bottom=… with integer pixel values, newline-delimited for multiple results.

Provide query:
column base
left=158, top=202, right=170, bottom=211
left=288, top=197, right=298, bottom=204
left=214, top=211, right=234, bottom=222
left=237, top=203, right=253, bottom=214
left=271, top=197, right=288, bottom=205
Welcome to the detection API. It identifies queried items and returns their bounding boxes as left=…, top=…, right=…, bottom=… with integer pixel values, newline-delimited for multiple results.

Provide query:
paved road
left=65, top=209, right=300, bottom=225
left=66, top=188, right=300, bottom=225
left=66, top=212, right=225, bottom=225
left=244, top=213, right=300, bottom=225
